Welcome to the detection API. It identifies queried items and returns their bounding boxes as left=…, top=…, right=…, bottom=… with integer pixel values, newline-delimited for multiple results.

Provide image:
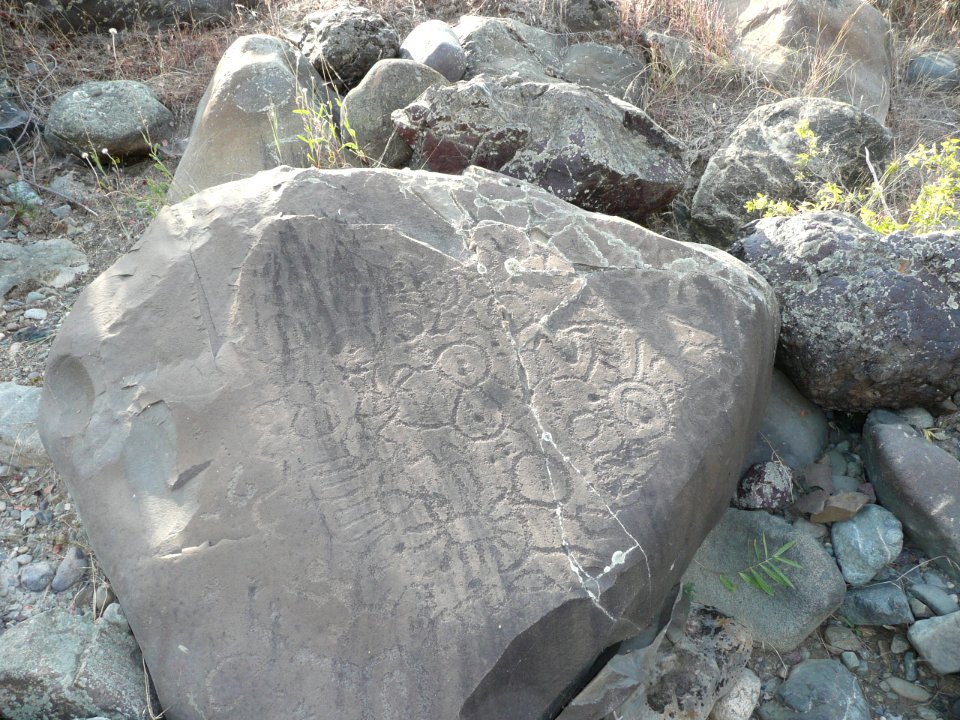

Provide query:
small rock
left=50, top=204, right=72, bottom=219
left=558, top=0, right=620, bottom=31
left=831, top=504, right=903, bottom=586
left=824, top=625, right=862, bottom=652
left=903, top=650, right=917, bottom=681
left=839, top=583, right=914, bottom=626
left=24, top=291, right=44, bottom=304
left=100, top=602, right=128, bottom=629
left=890, top=635, right=910, bottom=654
left=841, top=651, right=859, bottom=670
left=22, top=308, right=47, bottom=321
left=907, top=610, right=960, bottom=674
left=20, top=560, right=55, bottom=591
left=758, top=659, right=870, bottom=720
left=909, top=583, right=960, bottom=616
left=904, top=51, right=960, bottom=90
left=897, top=407, right=935, bottom=429
left=51, top=546, right=86, bottom=593
left=885, top=676, right=931, bottom=702
left=910, top=597, right=933, bottom=619
left=399, top=20, right=465, bottom=82
left=735, top=462, right=795, bottom=510
left=6, top=180, right=43, bottom=207
left=709, top=667, right=761, bottom=720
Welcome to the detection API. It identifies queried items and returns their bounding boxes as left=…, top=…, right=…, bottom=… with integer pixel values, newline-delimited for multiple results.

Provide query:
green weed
left=719, top=533, right=801, bottom=596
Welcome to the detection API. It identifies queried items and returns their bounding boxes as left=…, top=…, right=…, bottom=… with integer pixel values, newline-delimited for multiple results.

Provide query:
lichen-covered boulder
left=732, top=212, right=960, bottom=411
left=44, top=80, right=173, bottom=159
left=39, top=165, right=777, bottom=720
left=295, top=5, right=399, bottom=90
left=393, top=75, right=684, bottom=219
left=691, top=97, right=892, bottom=248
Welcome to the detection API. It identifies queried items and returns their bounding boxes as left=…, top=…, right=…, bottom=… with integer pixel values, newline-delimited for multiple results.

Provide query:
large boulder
left=168, top=35, right=337, bottom=203
left=393, top=75, right=685, bottom=219
left=39, top=165, right=778, bottom=720
left=44, top=80, right=174, bottom=159
left=16, top=0, right=248, bottom=32
left=341, top=59, right=449, bottom=168
left=454, top=16, right=646, bottom=102
left=691, top=97, right=892, bottom=247
left=719, top=0, right=892, bottom=122
left=862, top=411, right=960, bottom=581
left=732, top=212, right=960, bottom=411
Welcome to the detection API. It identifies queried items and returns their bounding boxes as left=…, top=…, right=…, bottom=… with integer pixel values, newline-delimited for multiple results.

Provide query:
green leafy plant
left=745, top=120, right=960, bottom=235
left=135, top=144, right=174, bottom=218
left=293, top=97, right=367, bottom=169
left=719, top=533, right=801, bottom=596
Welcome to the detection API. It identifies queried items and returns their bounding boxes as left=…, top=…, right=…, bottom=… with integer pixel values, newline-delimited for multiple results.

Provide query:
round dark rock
left=399, top=20, right=465, bottom=83
left=51, top=546, right=87, bottom=593
left=298, top=6, right=399, bottom=90
left=904, top=51, right=960, bottom=90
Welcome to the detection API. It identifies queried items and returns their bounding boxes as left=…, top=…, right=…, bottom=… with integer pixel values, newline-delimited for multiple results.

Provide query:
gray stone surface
left=558, top=0, right=619, bottom=32
left=400, top=20, right=466, bottom=82
left=341, top=59, right=449, bottom=167
left=168, top=35, right=337, bottom=203
left=23, top=0, right=248, bottom=31
left=708, top=667, right=761, bottom=720
left=39, top=165, right=778, bottom=720
left=296, top=6, right=399, bottom=90
left=904, top=50, right=960, bottom=90
left=735, top=462, right=794, bottom=511
left=683, top=508, right=846, bottom=651
left=743, top=369, right=828, bottom=471
left=831, top=504, right=903, bottom=586
left=51, top=546, right=87, bottom=593
left=907, top=611, right=960, bottom=674
left=757, top=659, right=870, bottom=720
left=0, top=382, right=46, bottom=468
left=20, top=561, right=55, bottom=592
left=692, top=97, right=892, bottom=248
left=454, top=17, right=646, bottom=102
left=393, top=75, right=684, bottom=220
left=610, top=606, right=753, bottom=720
left=732, top=213, right=960, bottom=411
left=862, top=411, right=960, bottom=580
left=1, top=238, right=87, bottom=299
left=0, top=609, right=145, bottom=720
left=838, top=583, right=914, bottom=626
left=44, top=81, right=173, bottom=158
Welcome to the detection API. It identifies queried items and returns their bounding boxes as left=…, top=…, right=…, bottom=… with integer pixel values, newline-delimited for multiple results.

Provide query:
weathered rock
left=393, top=75, right=685, bottom=219
left=44, top=81, right=174, bottom=158
left=909, top=583, right=960, bottom=616
left=904, top=50, right=960, bottom=90
left=757, top=659, right=870, bottom=720
left=341, top=59, right=449, bottom=168
left=558, top=0, right=619, bottom=32
left=683, top=508, right=846, bottom=651
left=735, top=462, right=794, bottom=510
left=0, top=382, right=46, bottom=468
left=862, top=411, right=960, bottom=580
left=907, top=611, right=960, bottom=674
left=0, top=97, right=34, bottom=151
left=720, top=0, right=892, bottom=121
left=838, top=583, right=914, bottom=626
left=51, top=546, right=87, bottom=593
left=400, top=20, right=466, bottom=82
left=296, top=6, right=399, bottom=90
left=454, top=17, right=646, bottom=102
left=832, top=504, right=903, bottom=586
left=0, top=608, right=145, bottom=720
left=732, top=213, right=960, bottom=411
left=168, top=35, right=336, bottom=203
left=611, top=606, right=753, bottom=720
left=17, top=0, right=249, bottom=31
left=709, top=667, right=761, bottom=720
left=692, top=98, right=892, bottom=248
left=1, top=239, right=88, bottom=299
left=743, top=369, right=828, bottom=471
left=885, top=676, right=931, bottom=702
left=20, top=561, right=55, bottom=592
left=39, top=165, right=778, bottom=720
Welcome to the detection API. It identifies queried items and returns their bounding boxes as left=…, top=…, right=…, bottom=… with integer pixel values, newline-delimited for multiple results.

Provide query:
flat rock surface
left=39, top=166, right=777, bottom=720
left=0, top=382, right=46, bottom=467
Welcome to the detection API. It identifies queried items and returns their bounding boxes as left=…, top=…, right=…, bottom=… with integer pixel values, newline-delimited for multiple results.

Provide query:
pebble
left=910, top=597, right=933, bottom=619
left=885, top=675, right=931, bottom=702
left=20, top=560, right=55, bottom=591
left=903, top=651, right=917, bottom=681
left=14, top=554, right=32, bottom=566
left=709, top=666, right=760, bottom=720
left=841, top=651, right=859, bottom=670
left=890, top=635, right=910, bottom=654
left=22, top=308, right=47, bottom=321
left=839, top=583, right=914, bottom=626
left=909, top=583, right=960, bottom=616
left=100, top=602, right=129, bottom=629
left=908, top=611, right=960, bottom=674
left=35, top=509, right=53, bottom=525
left=824, top=625, right=862, bottom=651
left=51, top=546, right=87, bottom=592
left=24, top=291, right=44, bottom=304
